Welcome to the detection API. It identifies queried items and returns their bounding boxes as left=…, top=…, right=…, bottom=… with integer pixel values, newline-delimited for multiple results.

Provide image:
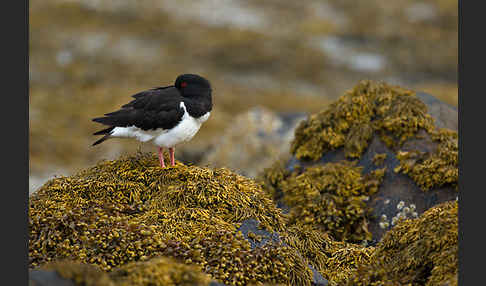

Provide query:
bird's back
left=93, top=86, right=185, bottom=131
left=91, top=74, right=213, bottom=148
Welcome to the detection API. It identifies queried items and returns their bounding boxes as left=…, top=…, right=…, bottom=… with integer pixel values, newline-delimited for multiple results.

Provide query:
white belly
left=110, top=102, right=210, bottom=148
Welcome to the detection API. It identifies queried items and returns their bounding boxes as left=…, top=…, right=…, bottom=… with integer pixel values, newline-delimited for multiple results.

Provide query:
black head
left=174, top=74, right=212, bottom=95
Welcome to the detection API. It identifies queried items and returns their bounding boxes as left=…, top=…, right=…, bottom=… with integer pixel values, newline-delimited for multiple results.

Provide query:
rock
left=415, top=92, right=457, bottom=131
left=200, top=106, right=306, bottom=178
left=309, top=264, right=329, bottom=286
left=283, top=224, right=374, bottom=285
left=237, top=218, right=329, bottom=286
left=260, top=80, right=458, bottom=244
left=30, top=257, right=216, bottom=286
left=354, top=132, right=457, bottom=243
left=237, top=218, right=282, bottom=249
left=29, top=270, right=75, bottom=286
left=344, top=201, right=458, bottom=286
left=208, top=282, right=228, bottom=286
left=110, top=256, right=213, bottom=286
left=28, top=152, right=331, bottom=285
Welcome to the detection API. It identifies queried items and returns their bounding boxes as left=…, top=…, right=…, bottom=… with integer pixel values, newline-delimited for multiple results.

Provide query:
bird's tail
left=92, top=126, right=115, bottom=146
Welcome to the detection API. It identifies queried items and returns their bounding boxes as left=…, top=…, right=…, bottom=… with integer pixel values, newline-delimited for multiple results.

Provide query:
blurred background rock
left=29, top=0, right=457, bottom=194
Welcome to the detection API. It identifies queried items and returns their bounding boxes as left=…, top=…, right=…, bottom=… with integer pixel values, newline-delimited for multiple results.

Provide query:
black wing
left=92, top=86, right=185, bottom=131
left=129, top=85, right=173, bottom=100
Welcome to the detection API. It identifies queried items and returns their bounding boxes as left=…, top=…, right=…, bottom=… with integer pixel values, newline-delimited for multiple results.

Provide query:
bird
left=91, top=74, right=212, bottom=168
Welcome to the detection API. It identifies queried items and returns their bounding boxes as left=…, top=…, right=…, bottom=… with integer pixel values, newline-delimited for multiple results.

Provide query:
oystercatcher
left=92, top=74, right=212, bottom=168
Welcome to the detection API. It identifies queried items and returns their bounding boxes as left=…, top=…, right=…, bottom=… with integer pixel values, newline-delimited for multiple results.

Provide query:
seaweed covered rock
left=30, top=256, right=214, bottom=286
left=261, top=160, right=385, bottom=243
left=236, top=219, right=331, bottom=286
left=29, top=152, right=327, bottom=285
left=30, top=262, right=113, bottom=286
left=282, top=224, right=374, bottom=286
left=111, top=256, right=213, bottom=286
left=30, top=269, right=76, bottom=286
left=260, top=80, right=458, bottom=243
left=345, top=200, right=458, bottom=286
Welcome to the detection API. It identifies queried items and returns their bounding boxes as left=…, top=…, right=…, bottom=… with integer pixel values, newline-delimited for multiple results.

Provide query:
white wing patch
left=111, top=126, right=165, bottom=142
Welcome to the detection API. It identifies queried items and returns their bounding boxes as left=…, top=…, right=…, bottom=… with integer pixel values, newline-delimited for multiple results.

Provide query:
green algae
left=260, top=160, right=385, bottom=243
left=395, top=128, right=458, bottom=191
left=345, top=200, right=458, bottom=286
left=29, top=152, right=318, bottom=285
left=290, top=80, right=435, bottom=161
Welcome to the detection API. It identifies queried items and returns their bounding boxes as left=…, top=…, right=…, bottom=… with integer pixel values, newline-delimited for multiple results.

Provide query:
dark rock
left=237, top=219, right=329, bottom=286
left=237, top=218, right=282, bottom=249
left=353, top=134, right=456, bottom=243
left=29, top=154, right=326, bottom=285
left=209, top=282, right=229, bottom=286
left=309, top=264, right=329, bottom=286
left=29, top=270, right=75, bottom=286
left=284, top=91, right=458, bottom=244
left=343, top=201, right=458, bottom=286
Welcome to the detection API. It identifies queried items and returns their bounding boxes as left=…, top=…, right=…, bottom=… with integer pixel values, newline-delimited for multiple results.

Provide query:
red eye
left=181, top=82, right=187, bottom=88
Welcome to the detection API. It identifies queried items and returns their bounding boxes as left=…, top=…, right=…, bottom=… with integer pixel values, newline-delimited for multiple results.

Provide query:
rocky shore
left=29, top=81, right=458, bottom=286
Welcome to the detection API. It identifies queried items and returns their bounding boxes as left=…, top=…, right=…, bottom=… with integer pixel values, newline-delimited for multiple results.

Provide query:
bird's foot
left=158, top=147, right=166, bottom=168
left=169, top=147, right=176, bottom=166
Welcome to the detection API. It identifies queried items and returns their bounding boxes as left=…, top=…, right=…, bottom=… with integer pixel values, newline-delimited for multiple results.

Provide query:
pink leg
left=158, top=147, right=165, bottom=168
left=169, top=147, right=175, bottom=166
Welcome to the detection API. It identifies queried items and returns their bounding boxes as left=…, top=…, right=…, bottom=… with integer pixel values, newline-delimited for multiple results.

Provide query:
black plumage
left=91, top=74, right=212, bottom=147
left=91, top=126, right=115, bottom=146
left=93, top=87, right=185, bottom=131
